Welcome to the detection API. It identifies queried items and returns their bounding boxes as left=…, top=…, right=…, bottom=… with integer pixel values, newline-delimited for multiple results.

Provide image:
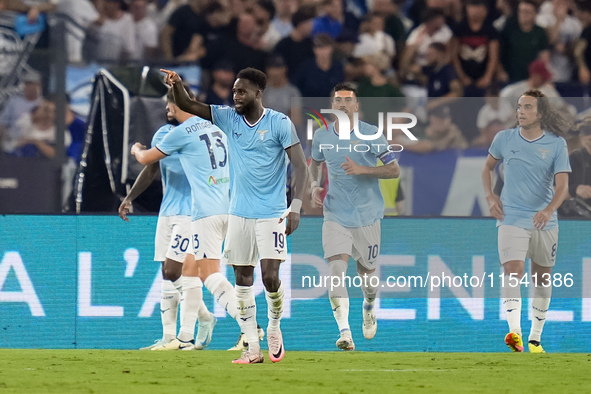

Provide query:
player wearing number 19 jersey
left=162, top=67, right=309, bottom=364
left=309, top=83, right=400, bottom=351
left=482, top=90, right=571, bottom=354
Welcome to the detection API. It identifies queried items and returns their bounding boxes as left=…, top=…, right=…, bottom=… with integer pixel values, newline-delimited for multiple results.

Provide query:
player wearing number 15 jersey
left=309, top=83, right=400, bottom=351
left=132, top=87, right=241, bottom=351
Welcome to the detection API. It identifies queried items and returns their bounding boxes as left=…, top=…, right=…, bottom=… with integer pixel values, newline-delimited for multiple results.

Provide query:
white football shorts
left=192, top=214, right=228, bottom=260
left=322, top=220, right=381, bottom=270
left=154, top=215, right=192, bottom=263
left=498, top=224, right=559, bottom=267
left=222, top=215, right=287, bottom=266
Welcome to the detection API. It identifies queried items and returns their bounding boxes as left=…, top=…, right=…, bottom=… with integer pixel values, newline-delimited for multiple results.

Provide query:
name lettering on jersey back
left=185, top=122, right=211, bottom=134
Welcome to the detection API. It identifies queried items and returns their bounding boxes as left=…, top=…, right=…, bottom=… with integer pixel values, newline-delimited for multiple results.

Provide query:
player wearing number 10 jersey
left=308, top=83, right=400, bottom=351
left=132, top=87, right=241, bottom=350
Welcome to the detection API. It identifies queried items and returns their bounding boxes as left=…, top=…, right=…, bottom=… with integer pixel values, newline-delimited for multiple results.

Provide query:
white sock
left=172, top=278, right=183, bottom=293
left=235, top=285, right=259, bottom=352
left=178, top=276, right=203, bottom=342
left=502, top=275, right=522, bottom=337
left=197, top=299, right=212, bottom=322
left=265, top=281, right=284, bottom=332
left=204, top=272, right=238, bottom=319
left=161, top=280, right=180, bottom=342
left=529, top=284, right=552, bottom=343
left=329, top=260, right=350, bottom=333
left=361, top=271, right=379, bottom=307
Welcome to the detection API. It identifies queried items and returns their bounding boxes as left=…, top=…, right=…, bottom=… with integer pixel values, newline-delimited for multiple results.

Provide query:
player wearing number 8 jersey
left=132, top=87, right=241, bottom=351
left=482, top=89, right=571, bottom=354
left=161, top=67, right=309, bottom=364
left=308, top=83, right=400, bottom=350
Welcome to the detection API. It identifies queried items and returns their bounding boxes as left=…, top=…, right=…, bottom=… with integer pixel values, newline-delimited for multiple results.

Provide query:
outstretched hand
left=160, top=69, right=182, bottom=86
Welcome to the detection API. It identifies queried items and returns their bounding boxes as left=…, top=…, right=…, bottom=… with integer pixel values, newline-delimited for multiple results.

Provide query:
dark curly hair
left=520, top=89, right=570, bottom=137
left=236, top=68, right=267, bottom=91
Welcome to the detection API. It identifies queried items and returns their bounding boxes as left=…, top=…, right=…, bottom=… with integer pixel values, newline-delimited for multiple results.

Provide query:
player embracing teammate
left=162, top=67, right=308, bottom=364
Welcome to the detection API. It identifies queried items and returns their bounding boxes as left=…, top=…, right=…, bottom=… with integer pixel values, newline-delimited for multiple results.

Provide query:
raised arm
left=160, top=69, right=213, bottom=121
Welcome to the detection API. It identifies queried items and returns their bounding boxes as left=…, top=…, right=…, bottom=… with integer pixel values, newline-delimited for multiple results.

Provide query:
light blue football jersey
left=311, top=121, right=397, bottom=228
left=151, top=125, right=192, bottom=217
left=489, top=127, right=571, bottom=229
left=210, top=106, right=299, bottom=219
left=156, top=116, right=230, bottom=221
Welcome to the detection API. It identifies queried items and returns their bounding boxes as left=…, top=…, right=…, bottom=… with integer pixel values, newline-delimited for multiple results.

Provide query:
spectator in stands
left=160, top=0, right=208, bottom=63
left=293, top=33, right=344, bottom=97
left=1, top=0, right=56, bottom=22
left=575, top=1, right=591, bottom=85
left=87, top=0, right=137, bottom=63
left=203, top=1, right=233, bottom=44
left=499, top=0, right=550, bottom=83
left=352, top=12, right=396, bottom=64
left=130, top=0, right=159, bottom=62
left=396, top=105, right=468, bottom=153
left=0, top=71, right=42, bottom=153
left=472, top=84, right=514, bottom=148
left=198, top=61, right=235, bottom=106
left=399, top=7, right=453, bottom=83
left=494, top=0, right=516, bottom=31
left=357, top=53, right=405, bottom=125
left=536, top=0, right=582, bottom=82
left=500, top=60, right=575, bottom=116
left=274, top=5, right=316, bottom=82
left=452, top=0, right=500, bottom=97
left=263, top=55, right=303, bottom=128
left=52, top=0, right=100, bottom=64
left=203, top=12, right=267, bottom=72
left=272, top=0, right=298, bottom=38
left=372, top=0, right=409, bottom=67
left=568, top=117, right=591, bottom=205
left=10, top=97, right=69, bottom=159
left=147, top=0, right=186, bottom=32
left=311, top=0, right=360, bottom=40
left=419, top=42, right=462, bottom=100
left=254, top=0, right=281, bottom=51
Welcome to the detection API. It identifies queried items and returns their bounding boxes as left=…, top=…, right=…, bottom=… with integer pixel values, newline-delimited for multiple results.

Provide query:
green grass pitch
left=1, top=350, right=590, bottom=393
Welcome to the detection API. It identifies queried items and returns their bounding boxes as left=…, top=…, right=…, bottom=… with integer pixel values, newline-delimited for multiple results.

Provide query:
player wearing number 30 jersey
left=131, top=87, right=241, bottom=351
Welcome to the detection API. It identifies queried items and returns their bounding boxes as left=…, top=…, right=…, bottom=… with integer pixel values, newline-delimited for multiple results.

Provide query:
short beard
left=235, top=101, right=253, bottom=115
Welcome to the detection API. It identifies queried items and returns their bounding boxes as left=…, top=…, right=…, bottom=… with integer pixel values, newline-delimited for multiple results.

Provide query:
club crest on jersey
left=257, top=129, right=269, bottom=140
left=538, top=149, right=550, bottom=159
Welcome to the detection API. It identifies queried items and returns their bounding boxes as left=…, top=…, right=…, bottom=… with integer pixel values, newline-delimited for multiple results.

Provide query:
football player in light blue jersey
left=482, top=90, right=571, bottom=354
left=309, top=84, right=400, bottom=351
left=131, top=87, right=247, bottom=350
left=119, top=97, right=212, bottom=351
left=161, top=67, right=309, bottom=364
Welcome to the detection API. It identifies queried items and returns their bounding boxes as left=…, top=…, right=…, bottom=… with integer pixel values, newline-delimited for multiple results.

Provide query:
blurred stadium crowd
left=1, top=0, right=591, bottom=215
